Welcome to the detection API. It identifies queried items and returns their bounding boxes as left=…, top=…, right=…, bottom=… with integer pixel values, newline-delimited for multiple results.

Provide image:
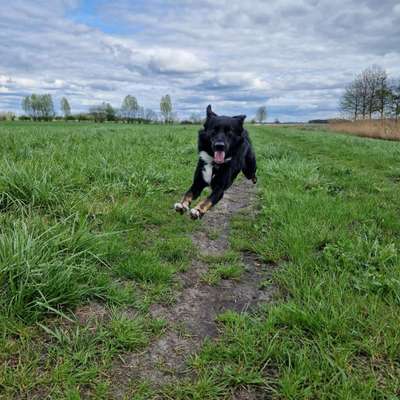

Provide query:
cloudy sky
left=1, top=0, right=400, bottom=121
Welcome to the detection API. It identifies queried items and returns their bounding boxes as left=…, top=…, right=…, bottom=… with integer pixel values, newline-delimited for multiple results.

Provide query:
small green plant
left=117, top=251, right=174, bottom=283
left=202, top=263, right=243, bottom=285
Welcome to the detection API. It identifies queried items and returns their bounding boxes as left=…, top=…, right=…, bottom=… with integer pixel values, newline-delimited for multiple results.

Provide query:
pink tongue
left=214, top=151, right=225, bottom=164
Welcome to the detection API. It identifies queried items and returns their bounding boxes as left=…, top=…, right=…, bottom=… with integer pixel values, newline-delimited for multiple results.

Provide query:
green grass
left=1, top=121, right=400, bottom=399
left=201, top=251, right=244, bottom=285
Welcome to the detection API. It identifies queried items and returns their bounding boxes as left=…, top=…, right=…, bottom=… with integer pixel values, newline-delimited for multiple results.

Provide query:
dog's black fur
left=174, top=105, right=257, bottom=219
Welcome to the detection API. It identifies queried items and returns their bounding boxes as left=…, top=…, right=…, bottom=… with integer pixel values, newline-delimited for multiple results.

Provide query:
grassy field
left=0, top=122, right=399, bottom=399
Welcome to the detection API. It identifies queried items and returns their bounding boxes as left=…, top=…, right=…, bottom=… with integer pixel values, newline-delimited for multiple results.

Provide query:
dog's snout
left=214, top=142, right=225, bottom=151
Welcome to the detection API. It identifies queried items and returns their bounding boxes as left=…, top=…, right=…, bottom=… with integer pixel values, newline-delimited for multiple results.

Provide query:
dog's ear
left=233, top=115, right=246, bottom=133
left=204, top=105, right=217, bottom=129
left=206, top=104, right=217, bottom=119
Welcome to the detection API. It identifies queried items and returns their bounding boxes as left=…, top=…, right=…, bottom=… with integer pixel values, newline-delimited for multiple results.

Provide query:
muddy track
left=111, top=179, right=276, bottom=397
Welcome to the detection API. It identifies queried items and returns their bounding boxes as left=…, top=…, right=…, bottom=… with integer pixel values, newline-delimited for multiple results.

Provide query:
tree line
left=22, top=94, right=55, bottom=121
left=19, top=94, right=175, bottom=123
left=340, top=65, right=400, bottom=121
left=15, top=93, right=270, bottom=125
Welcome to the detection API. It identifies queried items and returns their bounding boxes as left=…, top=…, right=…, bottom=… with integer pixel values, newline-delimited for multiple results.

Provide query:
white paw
left=190, top=208, right=201, bottom=220
left=174, top=202, right=189, bottom=214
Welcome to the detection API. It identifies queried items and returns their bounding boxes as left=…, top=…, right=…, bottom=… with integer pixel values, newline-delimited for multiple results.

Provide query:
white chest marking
left=202, top=163, right=213, bottom=184
left=199, top=151, right=213, bottom=184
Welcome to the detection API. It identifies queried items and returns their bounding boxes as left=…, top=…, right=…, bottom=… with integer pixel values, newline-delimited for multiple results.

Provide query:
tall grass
left=0, top=122, right=196, bottom=325
left=0, top=217, right=110, bottom=322
left=0, top=161, right=67, bottom=211
left=328, top=119, right=400, bottom=141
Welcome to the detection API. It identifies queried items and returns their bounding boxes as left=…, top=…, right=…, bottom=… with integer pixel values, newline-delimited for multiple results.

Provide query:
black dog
left=174, top=105, right=257, bottom=219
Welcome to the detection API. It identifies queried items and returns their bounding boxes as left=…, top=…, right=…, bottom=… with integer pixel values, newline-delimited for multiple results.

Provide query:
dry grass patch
left=328, top=119, right=400, bottom=141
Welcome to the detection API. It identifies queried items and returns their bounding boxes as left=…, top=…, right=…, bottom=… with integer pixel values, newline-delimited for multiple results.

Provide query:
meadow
left=0, top=121, right=399, bottom=399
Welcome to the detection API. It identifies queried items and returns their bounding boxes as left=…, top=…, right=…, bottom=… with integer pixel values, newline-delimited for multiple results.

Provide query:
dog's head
left=201, top=105, right=246, bottom=164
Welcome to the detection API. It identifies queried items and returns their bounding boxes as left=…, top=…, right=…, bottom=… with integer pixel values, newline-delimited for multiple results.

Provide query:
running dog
left=174, top=105, right=257, bottom=219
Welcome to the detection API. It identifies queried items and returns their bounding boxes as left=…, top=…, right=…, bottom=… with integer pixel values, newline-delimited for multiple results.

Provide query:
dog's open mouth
left=213, top=151, right=225, bottom=164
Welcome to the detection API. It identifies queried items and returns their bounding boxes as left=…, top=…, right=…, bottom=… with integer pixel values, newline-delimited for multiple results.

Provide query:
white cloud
left=0, top=0, right=399, bottom=121
left=147, top=48, right=208, bottom=74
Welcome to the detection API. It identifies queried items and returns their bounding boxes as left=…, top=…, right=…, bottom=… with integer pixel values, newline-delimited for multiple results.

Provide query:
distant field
left=328, top=119, right=400, bottom=141
left=0, top=122, right=399, bottom=399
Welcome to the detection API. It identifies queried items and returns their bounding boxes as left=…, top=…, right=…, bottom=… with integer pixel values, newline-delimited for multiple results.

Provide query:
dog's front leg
left=190, top=188, right=224, bottom=220
left=174, top=191, right=193, bottom=214
left=174, top=161, right=207, bottom=214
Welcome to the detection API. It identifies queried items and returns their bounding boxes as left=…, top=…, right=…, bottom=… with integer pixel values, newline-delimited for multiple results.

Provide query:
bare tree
left=389, top=80, right=400, bottom=121
left=363, top=65, right=389, bottom=118
left=41, top=94, right=55, bottom=120
left=340, top=81, right=362, bottom=120
left=60, top=97, right=71, bottom=120
left=160, top=94, right=173, bottom=123
left=22, top=96, right=32, bottom=119
left=358, top=72, right=368, bottom=119
left=105, top=103, right=116, bottom=121
left=256, top=106, right=267, bottom=123
left=121, top=95, right=139, bottom=122
left=21, top=94, right=54, bottom=121
left=375, top=69, right=390, bottom=119
left=340, top=66, right=393, bottom=121
left=364, top=67, right=378, bottom=118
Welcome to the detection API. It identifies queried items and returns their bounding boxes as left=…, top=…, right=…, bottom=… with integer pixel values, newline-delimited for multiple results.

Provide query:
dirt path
left=111, top=179, right=276, bottom=396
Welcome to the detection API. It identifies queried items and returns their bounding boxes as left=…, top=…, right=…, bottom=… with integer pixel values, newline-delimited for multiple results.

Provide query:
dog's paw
left=189, top=208, right=202, bottom=220
left=252, top=176, right=257, bottom=184
left=174, top=202, right=189, bottom=214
